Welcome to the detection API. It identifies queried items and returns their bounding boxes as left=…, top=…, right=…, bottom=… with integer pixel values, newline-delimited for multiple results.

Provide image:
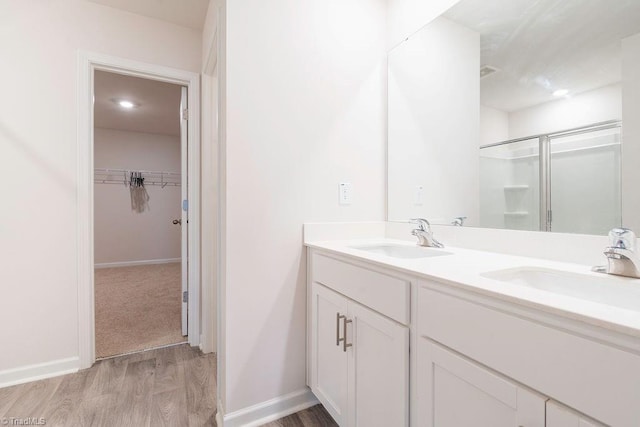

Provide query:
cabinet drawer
left=311, top=252, right=410, bottom=324
left=547, top=400, right=605, bottom=427
left=418, top=284, right=640, bottom=427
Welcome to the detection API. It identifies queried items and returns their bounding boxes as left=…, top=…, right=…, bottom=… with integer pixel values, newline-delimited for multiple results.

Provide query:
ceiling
left=86, top=0, right=209, bottom=30
left=94, top=70, right=183, bottom=136
left=444, top=0, right=640, bottom=112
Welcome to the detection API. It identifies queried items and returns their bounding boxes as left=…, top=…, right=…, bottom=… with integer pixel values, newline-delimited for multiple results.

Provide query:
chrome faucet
left=410, top=218, right=444, bottom=248
left=601, top=228, right=640, bottom=278
left=451, top=216, right=467, bottom=226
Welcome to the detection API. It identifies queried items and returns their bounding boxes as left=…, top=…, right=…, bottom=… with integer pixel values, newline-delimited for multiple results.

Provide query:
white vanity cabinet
left=308, top=252, right=410, bottom=427
left=417, top=281, right=640, bottom=427
left=417, top=338, right=546, bottom=427
left=546, top=401, right=605, bottom=427
left=306, top=245, right=640, bottom=427
left=310, top=282, right=349, bottom=424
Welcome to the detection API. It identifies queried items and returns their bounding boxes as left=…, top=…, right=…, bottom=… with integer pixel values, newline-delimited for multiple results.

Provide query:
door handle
left=172, top=219, right=182, bottom=225
left=343, top=318, right=352, bottom=352
left=336, top=313, right=345, bottom=346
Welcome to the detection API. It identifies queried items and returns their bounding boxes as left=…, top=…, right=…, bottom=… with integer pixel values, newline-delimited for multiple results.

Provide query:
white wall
left=508, top=84, right=622, bottom=139
left=480, top=84, right=622, bottom=145
left=388, top=17, right=480, bottom=226
left=387, top=0, right=461, bottom=48
left=480, top=105, right=509, bottom=146
left=622, top=33, right=640, bottom=232
left=219, top=0, right=387, bottom=418
left=94, top=128, right=181, bottom=265
left=0, top=0, right=200, bottom=382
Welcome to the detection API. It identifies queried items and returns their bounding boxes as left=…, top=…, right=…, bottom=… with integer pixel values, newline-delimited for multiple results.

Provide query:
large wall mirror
left=388, top=0, right=640, bottom=235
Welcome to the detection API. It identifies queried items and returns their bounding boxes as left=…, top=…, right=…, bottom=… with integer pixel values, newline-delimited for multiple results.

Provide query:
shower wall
left=480, top=150, right=539, bottom=231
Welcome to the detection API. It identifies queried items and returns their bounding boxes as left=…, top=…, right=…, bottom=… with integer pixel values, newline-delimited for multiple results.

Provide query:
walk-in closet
left=93, top=70, right=188, bottom=358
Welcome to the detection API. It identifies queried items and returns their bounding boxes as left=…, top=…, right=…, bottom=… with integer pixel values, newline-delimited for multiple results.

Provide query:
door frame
left=77, top=51, right=201, bottom=368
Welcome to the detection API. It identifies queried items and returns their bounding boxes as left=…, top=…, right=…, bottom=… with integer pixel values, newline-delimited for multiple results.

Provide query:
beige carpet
left=95, top=263, right=185, bottom=358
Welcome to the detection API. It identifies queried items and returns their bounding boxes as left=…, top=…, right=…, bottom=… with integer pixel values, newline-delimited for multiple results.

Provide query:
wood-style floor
left=262, top=405, right=338, bottom=426
left=1, top=344, right=214, bottom=426
left=0, top=344, right=336, bottom=426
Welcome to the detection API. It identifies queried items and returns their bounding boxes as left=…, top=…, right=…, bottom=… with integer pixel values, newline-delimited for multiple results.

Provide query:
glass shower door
left=549, top=126, right=622, bottom=235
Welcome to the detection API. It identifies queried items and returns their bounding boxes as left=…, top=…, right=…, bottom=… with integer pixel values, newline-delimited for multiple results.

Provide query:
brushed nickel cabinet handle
left=343, top=318, right=353, bottom=352
left=336, top=313, right=346, bottom=346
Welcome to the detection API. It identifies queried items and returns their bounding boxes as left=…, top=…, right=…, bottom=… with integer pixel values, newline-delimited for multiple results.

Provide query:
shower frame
left=480, top=120, right=622, bottom=231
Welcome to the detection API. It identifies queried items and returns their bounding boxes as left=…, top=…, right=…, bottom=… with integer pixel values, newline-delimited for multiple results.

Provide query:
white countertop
left=306, top=238, right=640, bottom=339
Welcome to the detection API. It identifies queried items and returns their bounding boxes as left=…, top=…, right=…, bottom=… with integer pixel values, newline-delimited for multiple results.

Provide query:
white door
left=310, top=283, right=349, bottom=426
left=347, top=301, right=408, bottom=427
left=180, top=86, right=188, bottom=337
left=546, top=401, right=605, bottom=427
left=417, top=339, right=546, bottom=427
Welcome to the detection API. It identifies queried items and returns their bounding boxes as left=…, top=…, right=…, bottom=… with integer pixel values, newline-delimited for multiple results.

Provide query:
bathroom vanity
left=306, top=0, right=640, bottom=424
left=305, top=237, right=640, bottom=427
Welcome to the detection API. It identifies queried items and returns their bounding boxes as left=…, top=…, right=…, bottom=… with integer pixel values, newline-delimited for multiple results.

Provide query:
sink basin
left=482, top=267, right=640, bottom=311
left=349, top=244, right=452, bottom=259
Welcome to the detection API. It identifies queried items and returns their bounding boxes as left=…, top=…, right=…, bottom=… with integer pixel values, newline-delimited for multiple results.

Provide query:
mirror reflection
left=387, top=0, right=640, bottom=235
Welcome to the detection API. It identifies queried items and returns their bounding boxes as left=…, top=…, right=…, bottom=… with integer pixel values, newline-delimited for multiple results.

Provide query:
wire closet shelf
left=94, top=168, right=181, bottom=188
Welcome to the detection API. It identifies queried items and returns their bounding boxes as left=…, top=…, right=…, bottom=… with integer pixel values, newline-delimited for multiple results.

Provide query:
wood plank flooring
left=0, top=344, right=335, bottom=426
left=0, top=344, right=215, bottom=426
left=262, top=405, right=338, bottom=427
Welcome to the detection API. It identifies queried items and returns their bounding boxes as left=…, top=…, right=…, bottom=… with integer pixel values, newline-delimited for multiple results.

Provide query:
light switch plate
left=339, top=182, right=352, bottom=205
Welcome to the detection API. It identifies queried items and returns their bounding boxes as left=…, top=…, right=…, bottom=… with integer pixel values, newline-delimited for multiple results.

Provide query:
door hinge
left=183, top=291, right=188, bottom=303
left=182, top=108, right=189, bottom=120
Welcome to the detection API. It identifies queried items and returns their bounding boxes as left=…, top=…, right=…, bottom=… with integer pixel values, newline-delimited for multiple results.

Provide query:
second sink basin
left=482, top=267, right=640, bottom=311
left=349, top=244, right=452, bottom=259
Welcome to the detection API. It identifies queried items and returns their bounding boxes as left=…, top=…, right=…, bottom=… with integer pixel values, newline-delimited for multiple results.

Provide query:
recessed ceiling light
left=118, top=100, right=135, bottom=109
left=553, top=89, right=569, bottom=97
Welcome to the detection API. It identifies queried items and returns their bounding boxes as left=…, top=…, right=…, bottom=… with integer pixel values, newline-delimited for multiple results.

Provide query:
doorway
left=77, top=52, right=202, bottom=369
left=92, top=71, right=188, bottom=358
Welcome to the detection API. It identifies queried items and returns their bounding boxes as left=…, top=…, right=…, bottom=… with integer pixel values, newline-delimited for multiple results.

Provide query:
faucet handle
left=609, top=228, right=637, bottom=251
left=410, top=218, right=431, bottom=232
left=452, top=216, right=467, bottom=226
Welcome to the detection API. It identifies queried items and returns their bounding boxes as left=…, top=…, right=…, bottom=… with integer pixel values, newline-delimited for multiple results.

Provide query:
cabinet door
left=347, top=301, right=409, bottom=427
left=416, top=339, right=546, bottom=427
left=310, top=283, right=349, bottom=425
left=546, top=400, right=605, bottom=427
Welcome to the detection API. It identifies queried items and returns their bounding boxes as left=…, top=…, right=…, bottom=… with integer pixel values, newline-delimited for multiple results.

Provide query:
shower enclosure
left=479, top=121, right=622, bottom=235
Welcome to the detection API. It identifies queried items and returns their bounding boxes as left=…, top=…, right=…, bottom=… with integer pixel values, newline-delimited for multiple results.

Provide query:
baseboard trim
left=222, top=388, right=318, bottom=427
left=94, top=258, right=180, bottom=269
left=0, top=357, right=80, bottom=389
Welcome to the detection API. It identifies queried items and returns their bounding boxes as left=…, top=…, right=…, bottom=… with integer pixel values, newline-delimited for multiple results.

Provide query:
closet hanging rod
left=94, top=168, right=181, bottom=188
left=94, top=168, right=180, bottom=176
left=94, top=180, right=181, bottom=187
